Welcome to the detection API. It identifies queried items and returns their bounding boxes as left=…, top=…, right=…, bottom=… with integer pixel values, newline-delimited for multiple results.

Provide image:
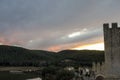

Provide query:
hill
left=0, top=45, right=104, bottom=67
left=57, top=50, right=104, bottom=66
left=0, top=45, right=56, bottom=66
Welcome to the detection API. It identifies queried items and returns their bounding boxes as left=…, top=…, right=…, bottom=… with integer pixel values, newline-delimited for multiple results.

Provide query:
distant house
left=26, top=77, right=42, bottom=80
left=64, top=66, right=74, bottom=71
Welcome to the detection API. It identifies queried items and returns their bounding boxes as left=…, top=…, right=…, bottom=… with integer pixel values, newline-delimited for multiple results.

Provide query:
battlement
left=103, top=22, right=120, bottom=78
left=103, top=23, right=119, bottom=29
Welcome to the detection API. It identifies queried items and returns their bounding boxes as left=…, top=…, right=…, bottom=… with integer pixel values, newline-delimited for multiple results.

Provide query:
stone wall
left=104, top=78, right=120, bottom=80
left=103, top=23, right=120, bottom=78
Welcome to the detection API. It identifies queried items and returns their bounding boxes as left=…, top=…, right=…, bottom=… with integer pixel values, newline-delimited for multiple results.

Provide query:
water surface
left=0, top=71, right=41, bottom=80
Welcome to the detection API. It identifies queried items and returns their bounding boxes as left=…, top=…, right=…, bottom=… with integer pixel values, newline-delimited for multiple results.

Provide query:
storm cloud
left=0, top=0, right=120, bottom=51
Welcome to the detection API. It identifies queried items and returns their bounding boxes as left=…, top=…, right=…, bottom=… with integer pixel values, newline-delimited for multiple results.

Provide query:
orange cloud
left=47, top=46, right=62, bottom=52
left=46, top=36, right=104, bottom=52
left=71, top=42, right=104, bottom=50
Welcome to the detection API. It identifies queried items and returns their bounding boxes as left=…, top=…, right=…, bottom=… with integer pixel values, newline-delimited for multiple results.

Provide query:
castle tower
left=103, top=23, right=120, bottom=78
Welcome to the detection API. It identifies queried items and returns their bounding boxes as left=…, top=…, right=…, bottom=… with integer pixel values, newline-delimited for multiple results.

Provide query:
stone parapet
left=104, top=78, right=120, bottom=80
left=103, top=23, right=120, bottom=78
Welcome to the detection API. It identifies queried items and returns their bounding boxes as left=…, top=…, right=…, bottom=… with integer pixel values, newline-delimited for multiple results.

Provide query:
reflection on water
left=0, top=71, right=41, bottom=80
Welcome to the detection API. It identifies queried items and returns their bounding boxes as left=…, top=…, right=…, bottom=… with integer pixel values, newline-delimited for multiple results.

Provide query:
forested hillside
left=0, top=45, right=104, bottom=67
left=58, top=50, right=104, bottom=66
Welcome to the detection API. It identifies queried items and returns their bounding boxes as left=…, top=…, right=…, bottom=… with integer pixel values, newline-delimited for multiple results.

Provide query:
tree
left=56, top=69, right=75, bottom=80
left=42, top=66, right=59, bottom=80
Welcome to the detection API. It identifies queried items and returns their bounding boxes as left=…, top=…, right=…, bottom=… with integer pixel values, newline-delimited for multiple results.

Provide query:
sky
left=0, top=0, right=120, bottom=51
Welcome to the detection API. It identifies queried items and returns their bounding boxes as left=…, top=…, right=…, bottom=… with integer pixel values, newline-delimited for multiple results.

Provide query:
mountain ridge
left=0, top=45, right=104, bottom=67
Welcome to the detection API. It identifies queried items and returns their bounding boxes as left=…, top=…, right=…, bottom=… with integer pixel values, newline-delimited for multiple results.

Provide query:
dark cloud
left=0, top=0, right=120, bottom=51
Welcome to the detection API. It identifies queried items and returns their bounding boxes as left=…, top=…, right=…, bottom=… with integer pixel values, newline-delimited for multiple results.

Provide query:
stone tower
left=103, top=23, right=120, bottom=78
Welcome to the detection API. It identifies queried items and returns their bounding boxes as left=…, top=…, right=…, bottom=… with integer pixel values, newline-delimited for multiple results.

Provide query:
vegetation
left=42, top=66, right=59, bottom=80
left=0, top=45, right=104, bottom=67
left=56, top=69, right=75, bottom=80
left=58, top=50, right=104, bottom=67
left=41, top=66, right=74, bottom=80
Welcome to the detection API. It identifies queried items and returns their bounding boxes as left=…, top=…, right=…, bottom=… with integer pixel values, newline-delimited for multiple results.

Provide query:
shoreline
left=0, top=66, right=41, bottom=71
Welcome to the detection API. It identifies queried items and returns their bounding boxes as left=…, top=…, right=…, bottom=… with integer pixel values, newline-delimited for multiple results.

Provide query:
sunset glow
left=72, top=42, right=104, bottom=50
left=68, top=32, right=81, bottom=38
left=0, top=0, right=119, bottom=51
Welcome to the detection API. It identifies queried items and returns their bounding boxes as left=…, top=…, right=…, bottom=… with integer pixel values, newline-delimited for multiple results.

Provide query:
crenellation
left=103, top=23, right=120, bottom=29
left=112, top=23, right=118, bottom=29
left=103, top=22, right=120, bottom=79
left=103, top=23, right=110, bottom=32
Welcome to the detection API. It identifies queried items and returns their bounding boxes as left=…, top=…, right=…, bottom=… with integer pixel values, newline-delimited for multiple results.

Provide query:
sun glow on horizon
left=72, top=42, right=104, bottom=50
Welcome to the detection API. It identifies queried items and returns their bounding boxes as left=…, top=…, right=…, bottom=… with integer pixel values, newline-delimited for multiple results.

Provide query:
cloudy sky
left=0, top=0, right=120, bottom=51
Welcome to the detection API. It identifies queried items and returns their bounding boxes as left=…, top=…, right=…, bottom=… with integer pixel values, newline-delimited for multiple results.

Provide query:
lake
left=0, top=71, right=42, bottom=80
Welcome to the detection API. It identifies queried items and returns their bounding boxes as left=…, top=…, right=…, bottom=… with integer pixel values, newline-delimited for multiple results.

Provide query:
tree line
left=0, top=45, right=104, bottom=67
